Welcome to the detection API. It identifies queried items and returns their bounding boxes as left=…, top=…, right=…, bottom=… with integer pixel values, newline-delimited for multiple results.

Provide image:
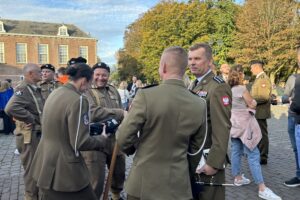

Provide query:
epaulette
left=142, top=84, right=158, bottom=89
left=213, top=76, right=225, bottom=84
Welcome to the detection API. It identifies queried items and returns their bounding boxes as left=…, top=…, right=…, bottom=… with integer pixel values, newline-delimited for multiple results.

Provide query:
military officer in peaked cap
left=39, top=64, right=61, bottom=100
left=250, top=60, right=272, bottom=165
left=188, top=43, right=232, bottom=200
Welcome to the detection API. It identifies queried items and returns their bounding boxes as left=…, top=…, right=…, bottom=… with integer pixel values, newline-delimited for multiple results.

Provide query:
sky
left=0, top=0, right=244, bottom=67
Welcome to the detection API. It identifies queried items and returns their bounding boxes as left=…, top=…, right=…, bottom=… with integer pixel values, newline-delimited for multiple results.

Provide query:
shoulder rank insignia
left=142, top=84, right=158, bottom=89
left=213, top=76, right=225, bottom=84
left=15, top=90, right=23, bottom=96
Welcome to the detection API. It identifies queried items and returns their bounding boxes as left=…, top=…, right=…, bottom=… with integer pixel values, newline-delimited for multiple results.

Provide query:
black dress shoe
left=260, top=160, right=268, bottom=165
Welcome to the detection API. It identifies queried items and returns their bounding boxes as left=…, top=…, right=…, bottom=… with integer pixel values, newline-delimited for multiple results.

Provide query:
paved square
left=1, top=105, right=300, bottom=199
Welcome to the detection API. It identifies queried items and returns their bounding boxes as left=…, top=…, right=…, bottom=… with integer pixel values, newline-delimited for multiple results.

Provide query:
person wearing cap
left=83, top=62, right=126, bottom=200
left=250, top=60, right=272, bottom=165
left=67, top=56, right=87, bottom=66
left=39, top=64, right=62, bottom=100
left=5, top=63, right=44, bottom=200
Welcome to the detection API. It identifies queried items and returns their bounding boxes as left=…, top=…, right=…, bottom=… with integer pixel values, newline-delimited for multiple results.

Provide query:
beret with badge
left=92, top=62, right=110, bottom=73
left=41, top=64, right=55, bottom=72
left=67, top=56, right=87, bottom=66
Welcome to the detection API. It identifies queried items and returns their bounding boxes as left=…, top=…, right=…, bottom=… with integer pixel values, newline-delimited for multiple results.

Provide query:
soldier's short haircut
left=162, top=46, right=188, bottom=75
left=249, top=60, right=264, bottom=67
left=189, top=43, right=213, bottom=60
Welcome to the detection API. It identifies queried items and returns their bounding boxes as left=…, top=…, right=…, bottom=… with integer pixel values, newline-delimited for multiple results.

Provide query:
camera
left=90, top=118, right=119, bottom=136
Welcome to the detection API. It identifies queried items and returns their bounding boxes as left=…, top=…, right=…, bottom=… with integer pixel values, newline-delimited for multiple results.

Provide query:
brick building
left=0, top=19, right=97, bottom=68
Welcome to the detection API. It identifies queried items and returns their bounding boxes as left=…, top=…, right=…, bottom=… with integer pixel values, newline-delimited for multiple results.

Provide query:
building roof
left=0, top=19, right=92, bottom=38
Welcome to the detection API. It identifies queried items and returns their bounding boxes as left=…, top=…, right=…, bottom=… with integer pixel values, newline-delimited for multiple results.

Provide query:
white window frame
left=79, top=46, right=88, bottom=63
left=0, top=42, right=4, bottom=63
left=59, top=45, right=69, bottom=64
left=0, top=21, right=5, bottom=33
left=58, top=25, right=69, bottom=36
left=38, top=44, right=49, bottom=64
left=16, top=43, right=27, bottom=64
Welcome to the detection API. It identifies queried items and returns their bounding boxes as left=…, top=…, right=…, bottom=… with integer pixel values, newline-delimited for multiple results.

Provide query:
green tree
left=230, top=0, right=300, bottom=83
left=116, top=49, right=144, bottom=82
left=120, top=0, right=238, bottom=81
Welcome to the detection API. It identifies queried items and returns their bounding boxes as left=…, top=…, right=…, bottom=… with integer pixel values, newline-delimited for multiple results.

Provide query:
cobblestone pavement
left=1, top=105, right=300, bottom=200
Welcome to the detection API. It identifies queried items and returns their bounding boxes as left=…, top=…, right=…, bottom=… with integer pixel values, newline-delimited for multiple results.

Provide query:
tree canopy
left=115, top=0, right=300, bottom=84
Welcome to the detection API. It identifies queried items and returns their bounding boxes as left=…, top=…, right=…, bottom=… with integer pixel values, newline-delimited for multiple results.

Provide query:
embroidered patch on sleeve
left=222, top=96, right=230, bottom=106
left=83, top=113, right=89, bottom=126
left=15, top=91, right=23, bottom=96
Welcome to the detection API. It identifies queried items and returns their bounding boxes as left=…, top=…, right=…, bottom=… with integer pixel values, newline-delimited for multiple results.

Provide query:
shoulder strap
left=26, top=86, right=42, bottom=117
left=90, top=88, right=101, bottom=106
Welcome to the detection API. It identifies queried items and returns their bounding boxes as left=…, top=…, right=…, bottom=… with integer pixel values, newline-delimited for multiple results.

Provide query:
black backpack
left=290, top=74, right=300, bottom=114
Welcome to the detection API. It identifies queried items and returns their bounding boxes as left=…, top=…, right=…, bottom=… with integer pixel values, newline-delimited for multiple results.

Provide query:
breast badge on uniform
left=197, top=90, right=208, bottom=98
left=15, top=91, right=23, bottom=96
left=222, top=96, right=230, bottom=106
left=83, top=113, right=89, bottom=126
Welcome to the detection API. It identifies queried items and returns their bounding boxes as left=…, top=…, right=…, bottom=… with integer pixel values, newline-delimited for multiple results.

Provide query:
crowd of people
left=1, top=42, right=300, bottom=200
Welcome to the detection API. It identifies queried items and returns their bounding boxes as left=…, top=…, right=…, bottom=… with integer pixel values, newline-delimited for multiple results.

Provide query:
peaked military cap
left=92, top=62, right=110, bottom=73
left=67, top=56, right=87, bottom=66
left=41, top=64, right=55, bottom=72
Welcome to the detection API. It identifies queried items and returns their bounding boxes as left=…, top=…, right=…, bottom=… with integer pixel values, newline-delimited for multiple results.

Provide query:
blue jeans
left=231, top=138, right=264, bottom=184
left=288, top=115, right=300, bottom=178
left=296, top=124, right=300, bottom=170
left=122, top=102, right=128, bottom=111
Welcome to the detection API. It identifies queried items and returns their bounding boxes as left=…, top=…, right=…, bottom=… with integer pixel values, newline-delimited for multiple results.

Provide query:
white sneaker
left=14, top=149, right=19, bottom=155
left=234, top=174, right=251, bottom=186
left=258, top=187, right=282, bottom=200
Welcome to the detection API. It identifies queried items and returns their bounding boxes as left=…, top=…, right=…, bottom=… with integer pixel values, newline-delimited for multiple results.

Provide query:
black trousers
left=0, top=110, right=15, bottom=134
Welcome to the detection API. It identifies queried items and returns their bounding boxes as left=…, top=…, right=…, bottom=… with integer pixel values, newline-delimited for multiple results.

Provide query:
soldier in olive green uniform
left=250, top=60, right=272, bottom=165
left=30, top=63, right=107, bottom=200
left=5, top=63, right=44, bottom=200
left=116, top=46, right=207, bottom=200
left=83, top=62, right=125, bottom=200
left=39, top=64, right=62, bottom=100
left=188, top=43, right=232, bottom=200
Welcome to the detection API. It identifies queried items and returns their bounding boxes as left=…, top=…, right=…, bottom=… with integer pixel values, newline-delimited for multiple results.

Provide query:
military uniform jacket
left=83, top=84, right=124, bottom=161
left=116, top=79, right=207, bottom=200
left=5, top=80, right=44, bottom=127
left=189, top=71, right=232, bottom=170
left=30, top=83, right=106, bottom=192
left=250, top=72, right=271, bottom=119
left=85, top=84, right=124, bottom=123
left=39, top=80, right=62, bottom=100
